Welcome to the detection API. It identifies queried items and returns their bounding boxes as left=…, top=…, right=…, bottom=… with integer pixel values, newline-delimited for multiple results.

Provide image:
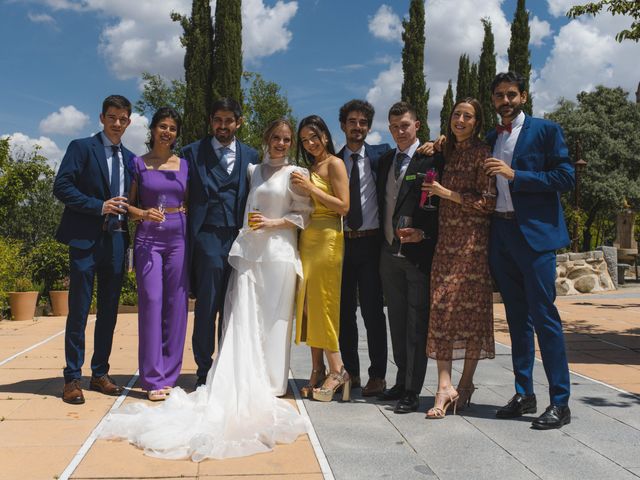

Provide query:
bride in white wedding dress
left=99, top=119, right=313, bottom=461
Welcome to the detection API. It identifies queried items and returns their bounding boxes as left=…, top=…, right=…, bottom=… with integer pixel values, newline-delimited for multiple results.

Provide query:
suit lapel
left=394, top=152, right=422, bottom=215
left=195, top=137, right=216, bottom=199
left=92, top=134, right=110, bottom=191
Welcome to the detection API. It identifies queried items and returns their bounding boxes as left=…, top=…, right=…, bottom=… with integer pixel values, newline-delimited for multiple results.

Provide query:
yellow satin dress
left=295, top=172, right=344, bottom=352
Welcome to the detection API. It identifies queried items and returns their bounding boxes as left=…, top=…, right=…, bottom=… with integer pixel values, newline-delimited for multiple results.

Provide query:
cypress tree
left=508, top=0, right=533, bottom=115
left=478, top=18, right=497, bottom=135
left=440, top=80, right=454, bottom=135
left=171, top=0, right=214, bottom=145
left=469, top=62, right=479, bottom=100
left=401, top=0, right=430, bottom=141
left=212, top=0, right=243, bottom=103
left=455, top=54, right=470, bottom=102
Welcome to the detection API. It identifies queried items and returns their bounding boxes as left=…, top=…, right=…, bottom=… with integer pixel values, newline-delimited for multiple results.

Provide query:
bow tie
left=496, top=123, right=512, bottom=135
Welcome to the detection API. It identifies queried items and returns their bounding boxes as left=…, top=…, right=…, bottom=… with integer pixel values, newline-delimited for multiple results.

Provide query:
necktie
left=219, top=146, right=230, bottom=171
left=110, top=145, right=120, bottom=196
left=496, top=123, right=512, bottom=135
left=346, top=153, right=363, bottom=231
left=394, top=152, right=407, bottom=180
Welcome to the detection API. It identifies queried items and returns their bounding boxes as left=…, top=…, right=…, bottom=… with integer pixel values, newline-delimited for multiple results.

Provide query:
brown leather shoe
left=90, top=374, right=124, bottom=396
left=62, top=379, right=85, bottom=404
left=362, top=377, right=387, bottom=397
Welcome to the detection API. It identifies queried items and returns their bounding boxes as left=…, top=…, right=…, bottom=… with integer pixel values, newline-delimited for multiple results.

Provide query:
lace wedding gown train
left=99, top=161, right=312, bottom=461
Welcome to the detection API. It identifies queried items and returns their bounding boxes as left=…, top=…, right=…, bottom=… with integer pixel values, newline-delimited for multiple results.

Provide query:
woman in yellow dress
left=290, top=115, right=351, bottom=402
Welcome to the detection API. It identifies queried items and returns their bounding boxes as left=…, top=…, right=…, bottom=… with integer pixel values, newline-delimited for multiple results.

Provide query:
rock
left=557, top=265, right=567, bottom=278
left=556, top=253, right=569, bottom=263
left=574, top=275, right=597, bottom=293
left=567, top=266, right=596, bottom=280
left=599, top=273, right=615, bottom=290
left=556, top=279, right=571, bottom=296
left=569, top=252, right=590, bottom=261
left=597, top=245, right=618, bottom=286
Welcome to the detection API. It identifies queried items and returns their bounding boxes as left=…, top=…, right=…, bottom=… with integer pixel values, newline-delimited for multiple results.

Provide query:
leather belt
left=344, top=228, right=379, bottom=239
left=493, top=211, right=516, bottom=220
left=142, top=206, right=183, bottom=213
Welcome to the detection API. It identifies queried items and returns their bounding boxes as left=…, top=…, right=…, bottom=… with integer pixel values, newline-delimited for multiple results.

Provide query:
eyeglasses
left=105, top=115, right=130, bottom=124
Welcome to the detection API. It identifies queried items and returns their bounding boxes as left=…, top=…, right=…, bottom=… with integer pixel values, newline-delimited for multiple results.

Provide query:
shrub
left=29, top=239, right=69, bottom=294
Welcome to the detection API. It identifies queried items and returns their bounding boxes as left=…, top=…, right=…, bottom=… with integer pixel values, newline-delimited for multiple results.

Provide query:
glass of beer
left=248, top=206, right=260, bottom=229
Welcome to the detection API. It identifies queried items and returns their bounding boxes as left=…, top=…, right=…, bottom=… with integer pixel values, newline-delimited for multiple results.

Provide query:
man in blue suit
left=336, top=99, right=391, bottom=397
left=182, top=98, right=258, bottom=387
left=54, top=95, right=135, bottom=404
left=484, top=72, right=575, bottom=429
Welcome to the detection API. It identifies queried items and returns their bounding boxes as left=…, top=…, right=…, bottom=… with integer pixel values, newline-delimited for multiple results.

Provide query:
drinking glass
left=248, top=205, right=260, bottom=229
left=156, top=194, right=167, bottom=231
left=421, top=169, right=438, bottom=211
left=113, top=196, right=127, bottom=232
left=482, top=175, right=497, bottom=200
left=393, top=216, right=412, bottom=258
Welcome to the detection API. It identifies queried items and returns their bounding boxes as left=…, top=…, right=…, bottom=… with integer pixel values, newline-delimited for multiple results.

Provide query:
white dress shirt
left=100, top=131, right=124, bottom=197
left=492, top=111, right=525, bottom=212
left=383, top=140, right=419, bottom=244
left=344, top=145, right=379, bottom=231
left=211, top=137, right=237, bottom=174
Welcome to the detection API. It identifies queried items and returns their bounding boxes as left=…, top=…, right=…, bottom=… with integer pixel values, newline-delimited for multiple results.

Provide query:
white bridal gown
left=100, top=157, right=313, bottom=461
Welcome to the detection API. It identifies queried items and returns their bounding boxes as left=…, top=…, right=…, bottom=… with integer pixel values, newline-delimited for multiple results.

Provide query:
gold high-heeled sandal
left=425, top=389, right=459, bottom=419
left=147, top=389, right=167, bottom=401
left=300, top=366, right=327, bottom=399
left=312, top=367, right=351, bottom=402
left=456, top=384, right=476, bottom=411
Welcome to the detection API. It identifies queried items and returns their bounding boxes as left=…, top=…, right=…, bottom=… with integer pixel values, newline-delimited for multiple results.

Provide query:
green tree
left=171, top=0, right=214, bottom=145
left=478, top=18, right=497, bottom=135
left=455, top=54, right=470, bottom=102
left=469, top=62, right=480, bottom=100
left=546, top=86, right=640, bottom=250
left=567, top=1, right=640, bottom=42
left=239, top=72, right=296, bottom=152
left=508, top=0, right=533, bottom=115
left=401, top=0, right=430, bottom=141
left=212, top=0, right=243, bottom=103
left=135, top=72, right=186, bottom=118
left=0, top=139, right=62, bottom=250
left=440, top=80, right=454, bottom=135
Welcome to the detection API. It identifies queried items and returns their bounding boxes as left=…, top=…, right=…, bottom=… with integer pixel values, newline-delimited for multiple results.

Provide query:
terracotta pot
left=8, top=291, right=39, bottom=321
left=49, top=290, right=69, bottom=316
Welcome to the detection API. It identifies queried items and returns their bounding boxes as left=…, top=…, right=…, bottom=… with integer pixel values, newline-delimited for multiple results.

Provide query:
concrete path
left=0, top=286, right=638, bottom=479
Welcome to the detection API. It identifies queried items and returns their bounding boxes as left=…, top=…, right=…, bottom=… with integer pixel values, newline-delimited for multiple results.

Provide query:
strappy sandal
left=425, top=389, right=459, bottom=419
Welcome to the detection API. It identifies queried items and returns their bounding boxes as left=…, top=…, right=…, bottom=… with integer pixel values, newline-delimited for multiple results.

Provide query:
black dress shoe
left=195, top=375, right=207, bottom=388
left=496, top=393, right=537, bottom=418
left=378, top=384, right=405, bottom=401
left=531, top=405, right=571, bottom=430
left=394, top=391, right=419, bottom=414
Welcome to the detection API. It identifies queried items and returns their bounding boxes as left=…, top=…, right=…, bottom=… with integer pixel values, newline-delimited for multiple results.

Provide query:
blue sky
left=1, top=0, right=638, bottom=166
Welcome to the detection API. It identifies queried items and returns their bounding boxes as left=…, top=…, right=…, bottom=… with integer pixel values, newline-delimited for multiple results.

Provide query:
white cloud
left=546, top=0, right=575, bottom=18
left=366, top=131, right=382, bottom=145
left=366, top=0, right=512, bottom=139
left=39, top=105, right=90, bottom=135
left=242, top=0, right=298, bottom=62
left=368, top=4, right=403, bottom=43
left=34, top=0, right=297, bottom=80
left=2, top=132, right=64, bottom=169
left=532, top=14, right=640, bottom=115
left=530, top=16, right=552, bottom=46
left=27, top=12, right=56, bottom=24
left=121, top=113, right=150, bottom=156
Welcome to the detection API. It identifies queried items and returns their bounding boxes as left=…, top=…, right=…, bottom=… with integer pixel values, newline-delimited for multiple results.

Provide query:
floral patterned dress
left=427, top=138, right=496, bottom=361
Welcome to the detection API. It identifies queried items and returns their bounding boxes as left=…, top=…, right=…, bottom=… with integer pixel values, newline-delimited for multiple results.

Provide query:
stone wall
left=556, top=251, right=615, bottom=295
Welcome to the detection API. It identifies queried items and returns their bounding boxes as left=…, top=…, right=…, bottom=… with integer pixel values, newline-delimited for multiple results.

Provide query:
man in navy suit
left=182, top=98, right=258, bottom=387
left=54, top=95, right=135, bottom=404
left=336, top=100, right=390, bottom=397
left=485, top=72, right=575, bottom=429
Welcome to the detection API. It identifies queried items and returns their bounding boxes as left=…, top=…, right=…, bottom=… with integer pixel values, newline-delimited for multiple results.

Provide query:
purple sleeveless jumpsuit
left=133, top=156, right=188, bottom=391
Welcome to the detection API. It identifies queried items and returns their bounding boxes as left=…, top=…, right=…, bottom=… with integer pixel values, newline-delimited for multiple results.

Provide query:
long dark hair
left=148, top=107, right=182, bottom=150
left=296, top=115, right=336, bottom=167
left=443, top=98, right=483, bottom=159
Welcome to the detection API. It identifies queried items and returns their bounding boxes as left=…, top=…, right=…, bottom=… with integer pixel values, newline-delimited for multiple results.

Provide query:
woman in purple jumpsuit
left=127, top=107, right=188, bottom=401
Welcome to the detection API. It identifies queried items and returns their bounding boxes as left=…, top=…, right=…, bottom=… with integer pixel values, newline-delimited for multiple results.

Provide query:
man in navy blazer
left=54, top=95, right=135, bottom=404
left=182, top=98, right=258, bottom=387
left=484, top=72, right=575, bottom=429
left=336, top=99, right=391, bottom=397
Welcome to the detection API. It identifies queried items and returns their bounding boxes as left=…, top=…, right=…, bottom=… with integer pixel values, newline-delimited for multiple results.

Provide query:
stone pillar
left=597, top=245, right=618, bottom=287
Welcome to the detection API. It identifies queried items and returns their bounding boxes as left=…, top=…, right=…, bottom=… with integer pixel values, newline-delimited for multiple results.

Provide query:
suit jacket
left=337, top=142, right=391, bottom=183
left=53, top=133, right=134, bottom=250
left=377, top=149, right=443, bottom=273
left=182, top=135, right=258, bottom=244
left=486, top=114, right=575, bottom=252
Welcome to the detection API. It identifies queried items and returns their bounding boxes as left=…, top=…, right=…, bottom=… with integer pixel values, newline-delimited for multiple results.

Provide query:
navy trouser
left=64, top=231, right=125, bottom=382
left=489, top=217, right=570, bottom=406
